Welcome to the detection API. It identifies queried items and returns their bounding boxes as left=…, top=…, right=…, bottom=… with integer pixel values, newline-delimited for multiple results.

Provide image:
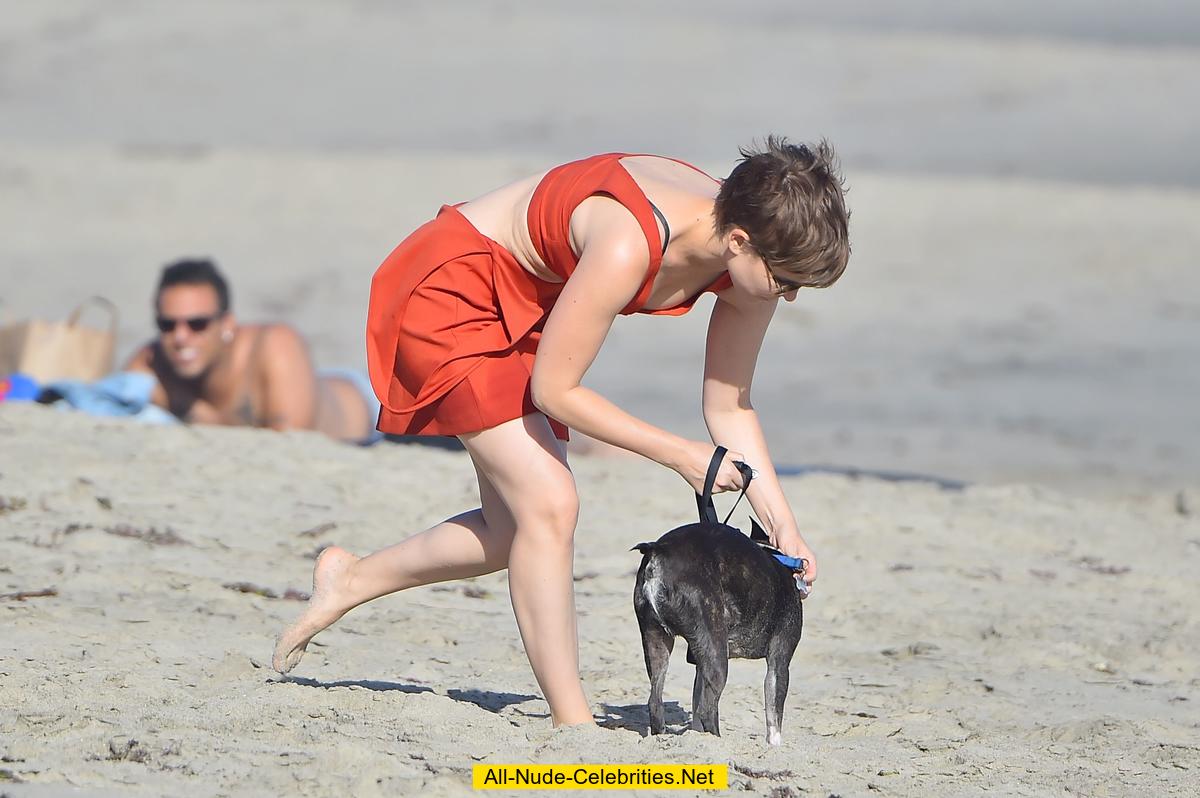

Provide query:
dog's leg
left=639, top=620, right=674, bottom=735
left=685, top=626, right=729, bottom=736
left=764, top=634, right=800, bottom=745
left=763, top=655, right=789, bottom=745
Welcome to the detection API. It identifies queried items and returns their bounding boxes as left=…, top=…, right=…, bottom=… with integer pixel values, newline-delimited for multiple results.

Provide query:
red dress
left=366, top=154, right=731, bottom=440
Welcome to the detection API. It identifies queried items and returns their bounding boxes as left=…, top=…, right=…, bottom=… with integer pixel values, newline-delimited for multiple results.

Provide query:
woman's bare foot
left=272, top=546, right=360, bottom=674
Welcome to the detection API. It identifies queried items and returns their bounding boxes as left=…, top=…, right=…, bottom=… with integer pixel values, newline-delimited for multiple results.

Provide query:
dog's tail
left=631, top=542, right=661, bottom=555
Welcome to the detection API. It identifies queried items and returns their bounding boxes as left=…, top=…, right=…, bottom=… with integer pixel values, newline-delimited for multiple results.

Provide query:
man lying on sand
left=124, top=258, right=379, bottom=443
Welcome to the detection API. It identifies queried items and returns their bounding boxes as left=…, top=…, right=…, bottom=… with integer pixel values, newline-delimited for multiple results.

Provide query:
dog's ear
left=749, top=517, right=770, bottom=542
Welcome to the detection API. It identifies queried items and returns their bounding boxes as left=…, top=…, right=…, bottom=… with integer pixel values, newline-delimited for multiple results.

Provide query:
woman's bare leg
left=272, top=461, right=515, bottom=673
left=460, top=415, right=593, bottom=727
left=272, top=413, right=591, bottom=726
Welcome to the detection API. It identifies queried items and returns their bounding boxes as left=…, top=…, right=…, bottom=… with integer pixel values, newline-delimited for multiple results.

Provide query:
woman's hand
left=773, top=527, right=818, bottom=589
left=673, top=440, right=749, bottom=496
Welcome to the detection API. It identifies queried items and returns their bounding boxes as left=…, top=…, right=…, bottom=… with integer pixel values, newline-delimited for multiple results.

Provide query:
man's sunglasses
left=155, top=314, right=222, bottom=334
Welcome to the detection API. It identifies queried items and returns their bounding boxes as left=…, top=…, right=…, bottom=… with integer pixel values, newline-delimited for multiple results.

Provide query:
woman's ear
left=726, top=227, right=752, bottom=255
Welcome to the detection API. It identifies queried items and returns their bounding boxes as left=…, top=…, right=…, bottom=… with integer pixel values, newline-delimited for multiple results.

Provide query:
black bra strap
left=648, top=201, right=671, bottom=256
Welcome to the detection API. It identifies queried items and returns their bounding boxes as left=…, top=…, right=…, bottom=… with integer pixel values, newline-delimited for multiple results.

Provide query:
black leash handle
left=695, top=446, right=754, bottom=525
left=696, top=446, right=725, bottom=523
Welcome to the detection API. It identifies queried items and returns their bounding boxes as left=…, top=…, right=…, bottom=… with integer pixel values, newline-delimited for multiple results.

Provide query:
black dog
left=633, top=448, right=805, bottom=744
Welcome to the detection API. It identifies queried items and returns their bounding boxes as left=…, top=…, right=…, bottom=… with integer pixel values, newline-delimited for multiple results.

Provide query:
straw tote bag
left=0, top=296, right=119, bottom=383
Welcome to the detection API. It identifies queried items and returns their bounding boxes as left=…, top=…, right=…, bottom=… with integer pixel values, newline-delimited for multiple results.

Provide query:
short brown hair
left=714, top=136, right=850, bottom=290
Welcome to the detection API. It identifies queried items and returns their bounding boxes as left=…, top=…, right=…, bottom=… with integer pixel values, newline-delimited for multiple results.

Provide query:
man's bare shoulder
left=248, top=323, right=310, bottom=357
left=243, top=323, right=315, bottom=384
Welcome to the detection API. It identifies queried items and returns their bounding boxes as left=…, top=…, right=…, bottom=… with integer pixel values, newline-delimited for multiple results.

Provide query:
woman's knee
left=513, top=478, right=579, bottom=544
left=462, top=414, right=578, bottom=543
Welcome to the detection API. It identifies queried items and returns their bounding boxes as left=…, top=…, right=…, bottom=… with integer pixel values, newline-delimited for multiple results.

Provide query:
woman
left=273, top=137, right=850, bottom=727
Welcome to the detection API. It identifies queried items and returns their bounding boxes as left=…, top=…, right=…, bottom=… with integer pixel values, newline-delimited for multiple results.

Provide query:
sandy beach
left=2, top=405, right=1198, bottom=796
left=3, top=2, right=1200, bottom=795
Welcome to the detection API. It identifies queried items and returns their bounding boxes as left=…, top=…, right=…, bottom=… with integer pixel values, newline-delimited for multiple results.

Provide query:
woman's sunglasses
left=155, top=314, right=221, bottom=334
left=767, top=268, right=804, bottom=295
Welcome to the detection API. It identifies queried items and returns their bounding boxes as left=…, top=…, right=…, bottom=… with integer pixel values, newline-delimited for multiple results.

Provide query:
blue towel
left=41, top=371, right=179, bottom=425
left=1, top=373, right=41, bottom=401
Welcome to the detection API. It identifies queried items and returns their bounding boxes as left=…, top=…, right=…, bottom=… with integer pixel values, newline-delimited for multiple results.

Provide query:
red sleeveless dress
left=366, top=153, right=731, bottom=440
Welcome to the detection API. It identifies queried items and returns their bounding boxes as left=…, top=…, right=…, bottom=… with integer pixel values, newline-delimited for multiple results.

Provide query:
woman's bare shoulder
left=569, top=194, right=653, bottom=265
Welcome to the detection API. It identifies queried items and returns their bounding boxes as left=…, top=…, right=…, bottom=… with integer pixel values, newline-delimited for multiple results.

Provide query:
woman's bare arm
left=531, top=198, right=747, bottom=494
left=701, top=292, right=818, bottom=582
